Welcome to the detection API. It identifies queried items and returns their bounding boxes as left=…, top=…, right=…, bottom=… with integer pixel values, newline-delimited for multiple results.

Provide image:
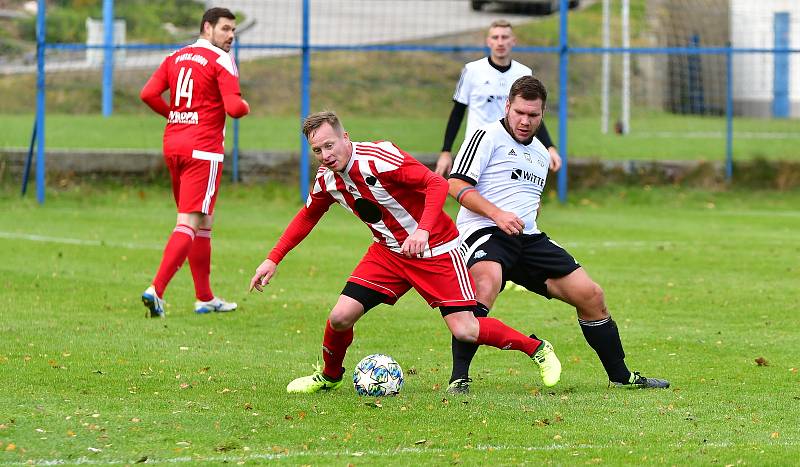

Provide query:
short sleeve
left=452, top=66, right=471, bottom=105
left=449, top=127, right=492, bottom=186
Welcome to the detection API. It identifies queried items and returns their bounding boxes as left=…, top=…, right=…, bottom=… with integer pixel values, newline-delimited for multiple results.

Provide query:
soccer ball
left=352, top=353, right=404, bottom=397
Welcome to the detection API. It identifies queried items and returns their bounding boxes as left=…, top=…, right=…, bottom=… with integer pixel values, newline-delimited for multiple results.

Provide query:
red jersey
left=268, top=141, right=460, bottom=263
left=146, top=39, right=241, bottom=156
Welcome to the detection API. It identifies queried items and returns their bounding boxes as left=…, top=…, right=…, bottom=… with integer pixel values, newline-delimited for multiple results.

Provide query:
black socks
left=449, top=302, right=490, bottom=383
left=579, top=316, right=631, bottom=383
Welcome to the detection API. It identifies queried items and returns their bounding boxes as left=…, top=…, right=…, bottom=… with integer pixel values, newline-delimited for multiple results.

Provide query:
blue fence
left=25, top=0, right=800, bottom=204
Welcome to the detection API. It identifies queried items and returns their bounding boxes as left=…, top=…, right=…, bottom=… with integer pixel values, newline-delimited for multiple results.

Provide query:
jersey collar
left=193, top=38, right=227, bottom=55
left=487, top=57, right=512, bottom=73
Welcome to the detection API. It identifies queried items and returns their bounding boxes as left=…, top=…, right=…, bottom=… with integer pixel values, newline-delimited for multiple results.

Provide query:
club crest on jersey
left=474, top=250, right=487, bottom=259
left=365, top=176, right=377, bottom=186
left=523, top=152, right=533, bottom=163
left=536, top=153, right=547, bottom=167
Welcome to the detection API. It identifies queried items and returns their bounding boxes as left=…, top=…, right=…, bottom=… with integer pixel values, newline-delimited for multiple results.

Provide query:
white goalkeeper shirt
left=453, top=58, right=533, bottom=138
left=449, top=119, right=551, bottom=241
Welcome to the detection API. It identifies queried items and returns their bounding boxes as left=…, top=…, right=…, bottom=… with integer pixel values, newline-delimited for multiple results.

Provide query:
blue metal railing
left=28, top=0, right=800, bottom=203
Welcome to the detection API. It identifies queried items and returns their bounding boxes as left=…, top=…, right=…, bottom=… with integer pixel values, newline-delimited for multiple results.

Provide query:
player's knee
left=328, top=310, right=357, bottom=330
left=575, top=282, right=607, bottom=318
left=448, top=317, right=479, bottom=343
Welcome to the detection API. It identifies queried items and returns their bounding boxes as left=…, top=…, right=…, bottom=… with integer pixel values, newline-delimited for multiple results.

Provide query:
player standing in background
left=435, top=19, right=561, bottom=177
left=446, top=76, right=669, bottom=394
left=139, top=7, right=250, bottom=318
left=249, top=111, right=561, bottom=394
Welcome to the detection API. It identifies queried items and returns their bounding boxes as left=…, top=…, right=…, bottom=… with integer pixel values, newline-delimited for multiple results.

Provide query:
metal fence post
left=299, top=0, right=311, bottom=202
left=102, top=0, right=114, bottom=117
left=725, top=42, right=733, bottom=180
left=557, top=0, right=569, bottom=203
left=35, top=0, right=47, bottom=204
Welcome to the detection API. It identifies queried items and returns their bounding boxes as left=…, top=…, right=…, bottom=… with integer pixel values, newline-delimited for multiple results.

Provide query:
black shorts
left=460, top=227, right=581, bottom=298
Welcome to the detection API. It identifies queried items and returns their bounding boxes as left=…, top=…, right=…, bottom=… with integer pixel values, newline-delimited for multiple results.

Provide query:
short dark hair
left=200, top=7, right=236, bottom=33
left=509, top=75, right=547, bottom=105
left=302, top=111, right=344, bottom=139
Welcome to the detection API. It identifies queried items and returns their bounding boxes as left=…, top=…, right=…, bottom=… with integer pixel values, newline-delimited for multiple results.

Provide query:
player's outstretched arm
left=448, top=178, right=524, bottom=235
left=249, top=259, right=277, bottom=292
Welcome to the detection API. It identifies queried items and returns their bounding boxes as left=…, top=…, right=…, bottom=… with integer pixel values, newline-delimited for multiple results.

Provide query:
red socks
left=152, top=224, right=196, bottom=297
left=321, top=320, right=353, bottom=380
left=188, top=228, right=214, bottom=302
left=475, top=317, right=542, bottom=356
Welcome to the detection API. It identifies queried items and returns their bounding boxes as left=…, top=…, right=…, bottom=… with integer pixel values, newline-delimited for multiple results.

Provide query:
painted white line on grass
left=0, top=231, right=162, bottom=251
left=6, top=441, right=799, bottom=465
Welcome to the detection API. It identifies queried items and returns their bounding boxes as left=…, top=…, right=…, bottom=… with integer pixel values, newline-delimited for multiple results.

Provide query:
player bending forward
left=249, top=111, right=561, bottom=393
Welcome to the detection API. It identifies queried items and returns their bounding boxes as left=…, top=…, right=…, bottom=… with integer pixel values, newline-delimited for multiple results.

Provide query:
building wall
left=731, top=0, right=800, bottom=117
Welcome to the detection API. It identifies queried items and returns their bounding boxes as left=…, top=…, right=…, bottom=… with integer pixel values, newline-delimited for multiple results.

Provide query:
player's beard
left=214, top=39, right=232, bottom=52
left=504, top=117, right=537, bottom=145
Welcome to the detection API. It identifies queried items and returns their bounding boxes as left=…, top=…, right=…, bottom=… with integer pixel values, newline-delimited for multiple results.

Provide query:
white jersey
left=453, top=58, right=533, bottom=138
left=450, top=119, right=550, bottom=241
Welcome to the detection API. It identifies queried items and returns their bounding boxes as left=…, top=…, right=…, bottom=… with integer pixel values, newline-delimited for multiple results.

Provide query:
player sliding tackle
left=249, top=111, right=561, bottom=394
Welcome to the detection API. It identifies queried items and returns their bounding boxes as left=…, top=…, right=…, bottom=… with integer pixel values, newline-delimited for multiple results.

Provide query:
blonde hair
left=489, top=19, right=513, bottom=30
left=302, top=111, right=344, bottom=139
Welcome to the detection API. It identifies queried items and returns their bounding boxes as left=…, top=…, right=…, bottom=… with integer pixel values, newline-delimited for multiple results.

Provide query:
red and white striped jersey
left=267, top=141, right=460, bottom=264
left=148, top=38, right=241, bottom=156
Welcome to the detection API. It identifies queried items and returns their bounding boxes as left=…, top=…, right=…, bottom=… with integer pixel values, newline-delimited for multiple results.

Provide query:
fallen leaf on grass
left=414, top=439, right=427, bottom=445
left=364, top=400, right=382, bottom=408
left=755, top=357, right=768, bottom=366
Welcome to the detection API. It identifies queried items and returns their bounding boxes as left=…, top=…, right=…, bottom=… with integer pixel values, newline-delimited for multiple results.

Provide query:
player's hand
left=492, top=210, right=525, bottom=236
left=400, top=229, right=430, bottom=258
left=249, top=259, right=278, bottom=292
left=434, top=152, right=453, bottom=177
left=548, top=146, right=562, bottom=172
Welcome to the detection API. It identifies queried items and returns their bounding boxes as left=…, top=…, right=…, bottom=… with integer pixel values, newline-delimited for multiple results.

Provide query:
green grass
left=2, top=113, right=799, bottom=161
left=1, top=183, right=799, bottom=464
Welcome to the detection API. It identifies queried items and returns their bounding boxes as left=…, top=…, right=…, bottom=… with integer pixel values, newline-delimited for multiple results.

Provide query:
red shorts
left=348, top=243, right=476, bottom=308
left=164, top=150, right=223, bottom=215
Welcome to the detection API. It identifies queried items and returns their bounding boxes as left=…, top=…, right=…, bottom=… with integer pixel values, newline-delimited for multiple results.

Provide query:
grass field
left=2, top=182, right=799, bottom=464
left=2, top=113, right=799, bottom=161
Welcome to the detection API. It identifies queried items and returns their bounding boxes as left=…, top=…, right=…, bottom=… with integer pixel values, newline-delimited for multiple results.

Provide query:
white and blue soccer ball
left=353, top=353, right=404, bottom=397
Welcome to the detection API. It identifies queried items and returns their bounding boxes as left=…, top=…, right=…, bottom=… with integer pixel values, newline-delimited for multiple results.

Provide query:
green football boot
left=531, top=339, right=561, bottom=387
left=286, top=365, right=344, bottom=394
